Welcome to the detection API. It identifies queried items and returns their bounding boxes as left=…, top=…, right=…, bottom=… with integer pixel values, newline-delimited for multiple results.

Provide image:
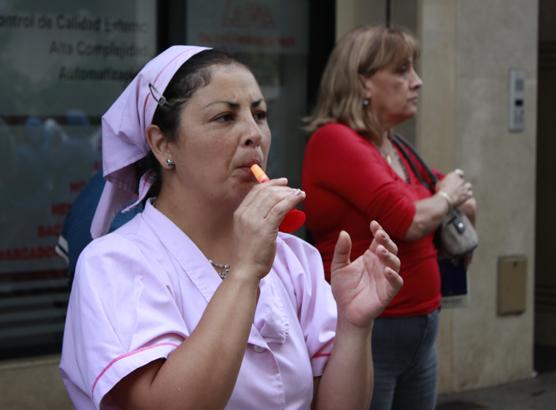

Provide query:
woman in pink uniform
left=60, top=46, right=403, bottom=410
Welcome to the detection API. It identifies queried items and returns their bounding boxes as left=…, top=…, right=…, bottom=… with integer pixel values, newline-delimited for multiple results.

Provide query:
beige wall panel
left=335, top=0, right=384, bottom=40
left=418, top=0, right=538, bottom=392
left=417, top=0, right=458, bottom=177
left=416, top=0, right=459, bottom=393
left=453, top=0, right=537, bottom=389
left=456, top=0, right=538, bottom=79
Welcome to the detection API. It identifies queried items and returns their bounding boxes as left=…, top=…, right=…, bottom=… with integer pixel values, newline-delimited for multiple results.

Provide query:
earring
left=166, top=158, right=175, bottom=167
left=362, top=98, right=370, bottom=108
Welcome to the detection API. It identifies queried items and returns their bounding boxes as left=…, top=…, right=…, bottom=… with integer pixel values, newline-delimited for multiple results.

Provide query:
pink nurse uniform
left=60, top=199, right=337, bottom=409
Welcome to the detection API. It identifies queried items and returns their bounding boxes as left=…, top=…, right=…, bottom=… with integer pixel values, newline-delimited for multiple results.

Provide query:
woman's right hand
left=231, top=178, right=305, bottom=281
left=436, top=169, right=473, bottom=208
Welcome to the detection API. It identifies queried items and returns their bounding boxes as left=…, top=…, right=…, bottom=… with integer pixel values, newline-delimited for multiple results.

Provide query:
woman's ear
left=146, top=125, right=173, bottom=169
left=360, top=74, right=374, bottom=99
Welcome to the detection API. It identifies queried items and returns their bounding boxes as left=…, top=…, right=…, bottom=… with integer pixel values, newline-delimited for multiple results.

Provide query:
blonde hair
left=304, top=25, right=419, bottom=141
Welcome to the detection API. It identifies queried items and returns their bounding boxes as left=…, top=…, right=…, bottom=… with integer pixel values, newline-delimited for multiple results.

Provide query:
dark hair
left=152, top=49, right=243, bottom=139
left=137, top=49, right=246, bottom=195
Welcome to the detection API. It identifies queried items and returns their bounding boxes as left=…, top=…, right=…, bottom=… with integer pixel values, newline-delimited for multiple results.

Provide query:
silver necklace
left=377, top=138, right=393, bottom=164
left=378, top=148, right=393, bottom=165
left=378, top=138, right=409, bottom=183
left=209, top=259, right=230, bottom=279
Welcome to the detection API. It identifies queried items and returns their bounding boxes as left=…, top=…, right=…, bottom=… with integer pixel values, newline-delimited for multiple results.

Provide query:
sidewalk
left=436, top=371, right=556, bottom=410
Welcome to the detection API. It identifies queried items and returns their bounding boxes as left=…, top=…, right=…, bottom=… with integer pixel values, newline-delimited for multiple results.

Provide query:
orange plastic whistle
left=250, top=164, right=306, bottom=233
left=250, top=164, right=270, bottom=183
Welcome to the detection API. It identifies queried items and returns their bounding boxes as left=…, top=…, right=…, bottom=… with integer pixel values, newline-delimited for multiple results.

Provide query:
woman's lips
left=235, top=158, right=263, bottom=180
left=237, top=165, right=260, bottom=180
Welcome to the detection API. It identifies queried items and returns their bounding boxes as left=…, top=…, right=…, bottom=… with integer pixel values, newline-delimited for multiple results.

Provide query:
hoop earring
left=166, top=158, right=175, bottom=167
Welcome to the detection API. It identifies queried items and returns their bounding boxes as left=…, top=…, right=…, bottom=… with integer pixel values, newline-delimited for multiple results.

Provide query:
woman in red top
left=302, top=26, right=476, bottom=410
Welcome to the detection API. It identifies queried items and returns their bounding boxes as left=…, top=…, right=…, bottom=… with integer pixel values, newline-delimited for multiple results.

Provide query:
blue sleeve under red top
left=301, top=123, right=441, bottom=317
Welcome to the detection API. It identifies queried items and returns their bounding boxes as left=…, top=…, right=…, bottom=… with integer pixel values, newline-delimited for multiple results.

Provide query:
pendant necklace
left=209, top=259, right=230, bottom=280
left=377, top=136, right=392, bottom=164
left=378, top=138, right=409, bottom=183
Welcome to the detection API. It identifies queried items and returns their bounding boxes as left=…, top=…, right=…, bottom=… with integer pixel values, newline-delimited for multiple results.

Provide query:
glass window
left=0, top=0, right=157, bottom=359
left=0, top=0, right=329, bottom=360
left=186, top=0, right=309, bottom=187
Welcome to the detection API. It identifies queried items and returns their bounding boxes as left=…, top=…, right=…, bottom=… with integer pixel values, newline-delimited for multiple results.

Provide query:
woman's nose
left=241, top=117, right=263, bottom=147
left=411, top=69, right=423, bottom=89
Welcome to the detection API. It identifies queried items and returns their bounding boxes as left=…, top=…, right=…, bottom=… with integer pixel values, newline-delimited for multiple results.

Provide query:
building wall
left=418, top=0, right=538, bottom=392
left=336, top=0, right=538, bottom=393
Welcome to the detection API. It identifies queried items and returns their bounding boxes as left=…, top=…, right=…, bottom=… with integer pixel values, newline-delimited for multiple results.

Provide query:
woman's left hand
left=330, top=221, right=403, bottom=328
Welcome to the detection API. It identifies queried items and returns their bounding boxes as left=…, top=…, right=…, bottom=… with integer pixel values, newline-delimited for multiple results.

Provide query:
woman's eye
left=254, top=110, right=267, bottom=121
left=396, top=64, right=409, bottom=74
left=214, top=113, right=234, bottom=123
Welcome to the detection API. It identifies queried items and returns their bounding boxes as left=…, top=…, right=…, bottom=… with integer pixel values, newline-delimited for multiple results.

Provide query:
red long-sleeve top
left=301, top=123, right=441, bottom=317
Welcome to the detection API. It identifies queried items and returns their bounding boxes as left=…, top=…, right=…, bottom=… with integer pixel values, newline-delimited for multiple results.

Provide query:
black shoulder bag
left=390, top=134, right=479, bottom=297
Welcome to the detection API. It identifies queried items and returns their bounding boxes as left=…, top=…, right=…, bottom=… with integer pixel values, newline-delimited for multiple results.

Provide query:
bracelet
left=437, top=191, right=453, bottom=208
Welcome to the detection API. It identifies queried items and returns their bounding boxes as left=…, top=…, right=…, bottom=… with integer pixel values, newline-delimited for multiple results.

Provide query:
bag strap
left=390, top=134, right=437, bottom=193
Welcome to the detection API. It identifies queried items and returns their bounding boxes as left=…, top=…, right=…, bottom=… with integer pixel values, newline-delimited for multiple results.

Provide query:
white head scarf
left=90, top=46, right=209, bottom=238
